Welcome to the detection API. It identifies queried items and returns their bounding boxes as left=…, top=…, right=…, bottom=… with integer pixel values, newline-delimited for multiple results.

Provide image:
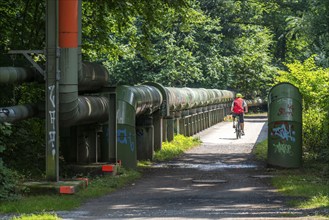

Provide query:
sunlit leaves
left=275, top=55, right=329, bottom=108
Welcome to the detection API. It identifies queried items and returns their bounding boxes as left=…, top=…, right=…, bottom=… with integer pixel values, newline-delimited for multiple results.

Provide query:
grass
left=7, top=133, right=328, bottom=218
left=1, top=134, right=200, bottom=219
left=0, top=169, right=140, bottom=214
left=252, top=139, right=268, bottom=161
left=11, top=213, right=60, bottom=220
left=253, top=140, right=329, bottom=212
left=153, top=134, right=201, bottom=161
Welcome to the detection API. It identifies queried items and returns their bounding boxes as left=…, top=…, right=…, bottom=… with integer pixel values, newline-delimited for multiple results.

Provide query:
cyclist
left=231, top=93, right=248, bottom=135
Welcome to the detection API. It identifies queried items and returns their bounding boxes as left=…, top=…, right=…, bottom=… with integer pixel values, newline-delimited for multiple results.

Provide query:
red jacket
left=232, top=98, right=245, bottom=114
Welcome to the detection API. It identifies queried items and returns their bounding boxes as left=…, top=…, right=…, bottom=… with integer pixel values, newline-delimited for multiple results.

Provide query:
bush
left=274, top=56, right=329, bottom=162
left=0, top=165, right=22, bottom=201
left=154, top=134, right=201, bottom=161
left=0, top=123, right=23, bottom=201
left=303, top=108, right=329, bottom=160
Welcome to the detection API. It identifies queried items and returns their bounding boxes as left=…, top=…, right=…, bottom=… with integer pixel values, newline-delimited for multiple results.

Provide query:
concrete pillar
left=136, top=116, right=154, bottom=160
left=153, top=112, right=163, bottom=151
left=166, top=117, right=174, bottom=142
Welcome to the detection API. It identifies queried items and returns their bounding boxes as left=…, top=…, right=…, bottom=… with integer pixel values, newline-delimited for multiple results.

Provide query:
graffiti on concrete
left=117, top=128, right=135, bottom=152
left=271, top=123, right=296, bottom=142
left=273, top=142, right=292, bottom=156
left=48, top=85, right=56, bottom=159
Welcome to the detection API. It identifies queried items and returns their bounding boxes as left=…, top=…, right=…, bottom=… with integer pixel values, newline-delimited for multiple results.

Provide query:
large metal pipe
left=0, top=63, right=109, bottom=91
left=116, top=85, right=162, bottom=168
left=0, top=67, right=40, bottom=84
left=79, top=62, right=109, bottom=91
left=59, top=0, right=78, bottom=48
left=60, top=96, right=109, bottom=126
left=0, top=0, right=109, bottom=127
left=0, top=104, right=38, bottom=123
left=58, top=0, right=109, bottom=127
left=165, top=87, right=235, bottom=112
left=117, top=85, right=163, bottom=120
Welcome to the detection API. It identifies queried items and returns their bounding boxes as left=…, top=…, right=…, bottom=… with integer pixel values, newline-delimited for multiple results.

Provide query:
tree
left=285, top=0, right=329, bottom=67
left=274, top=56, right=329, bottom=159
left=199, top=0, right=276, bottom=98
left=104, top=2, right=226, bottom=88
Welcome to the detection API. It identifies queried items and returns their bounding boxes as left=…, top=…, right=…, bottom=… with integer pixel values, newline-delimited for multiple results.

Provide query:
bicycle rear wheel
left=238, top=124, right=241, bottom=139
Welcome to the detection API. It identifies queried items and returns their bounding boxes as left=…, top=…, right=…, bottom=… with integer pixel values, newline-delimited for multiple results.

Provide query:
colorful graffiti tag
left=271, top=122, right=296, bottom=156
left=271, top=123, right=296, bottom=142
left=117, top=128, right=135, bottom=152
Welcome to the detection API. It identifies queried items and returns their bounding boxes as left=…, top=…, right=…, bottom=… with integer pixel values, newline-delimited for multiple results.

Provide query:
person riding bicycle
left=231, top=93, right=248, bottom=135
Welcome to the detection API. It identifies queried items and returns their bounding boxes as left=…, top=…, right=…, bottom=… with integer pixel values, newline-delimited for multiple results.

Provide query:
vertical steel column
left=162, top=119, right=168, bottom=142
left=178, top=117, right=185, bottom=135
left=153, top=112, right=163, bottom=151
left=167, top=117, right=174, bottom=142
left=108, top=87, right=117, bottom=162
left=45, top=0, right=60, bottom=181
left=136, top=116, right=154, bottom=160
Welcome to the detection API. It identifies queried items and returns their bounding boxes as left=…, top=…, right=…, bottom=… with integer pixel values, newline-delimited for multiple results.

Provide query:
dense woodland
left=0, top=0, right=329, bottom=200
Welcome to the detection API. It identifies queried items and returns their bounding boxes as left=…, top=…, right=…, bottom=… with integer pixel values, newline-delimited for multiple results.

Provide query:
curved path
left=58, top=116, right=318, bottom=220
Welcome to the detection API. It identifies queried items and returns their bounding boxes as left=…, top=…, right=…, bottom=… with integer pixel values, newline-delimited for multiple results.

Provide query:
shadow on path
left=56, top=116, right=322, bottom=220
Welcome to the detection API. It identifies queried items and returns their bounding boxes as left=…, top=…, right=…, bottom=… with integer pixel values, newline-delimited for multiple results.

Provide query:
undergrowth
left=253, top=139, right=329, bottom=213
left=153, top=134, right=201, bottom=161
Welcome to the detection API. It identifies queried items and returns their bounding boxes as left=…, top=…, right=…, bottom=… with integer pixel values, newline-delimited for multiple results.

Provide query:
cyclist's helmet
left=236, top=93, right=243, bottom=98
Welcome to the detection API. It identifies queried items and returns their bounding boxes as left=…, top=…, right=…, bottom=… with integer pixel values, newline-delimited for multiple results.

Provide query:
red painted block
left=102, top=165, right=114, bottom=172
left=60, top=186, right=75, bottom=194
left=76, top=177, right=89, bottom=187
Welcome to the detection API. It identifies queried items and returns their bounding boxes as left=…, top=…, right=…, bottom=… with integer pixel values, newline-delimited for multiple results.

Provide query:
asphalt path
left=57, top=116, right=320, bottom=220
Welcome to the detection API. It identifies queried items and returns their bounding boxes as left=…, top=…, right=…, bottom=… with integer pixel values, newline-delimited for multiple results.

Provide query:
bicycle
left=233, top=114, right=242, bottom=139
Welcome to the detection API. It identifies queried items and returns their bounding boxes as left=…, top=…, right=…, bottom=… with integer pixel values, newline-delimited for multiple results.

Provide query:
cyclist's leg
left=240, top=113, right=245, bottom=135
left=232, top=113, right=236, bottom=128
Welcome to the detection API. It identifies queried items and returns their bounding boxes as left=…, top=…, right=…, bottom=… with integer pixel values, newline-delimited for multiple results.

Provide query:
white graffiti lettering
left=48, top=84, right=56, bottom=160
left=48, top=85, right=55, bottom=108
left=273, top=142, right=292, bottom=155
left=48, top=111, right=56, bottom=129
left=48, top=131, right=56, bottom=143
left=272, top=124, right=296, bottom=142
left=52, top=143, right=56, bottom=159
left=49, top=131, right=56, bottom=159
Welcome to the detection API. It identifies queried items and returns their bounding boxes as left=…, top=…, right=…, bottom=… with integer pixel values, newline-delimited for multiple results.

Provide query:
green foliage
left=273, top=174, right=329, bottom=209
left=285, top=0, right=329, bottom=67
left=0, top=123, right=22, bottom=201
left=0, top=0, right=45, bottom=64
left=274, top=56, right=329, bottom=161
left=229, top=25, right=276, bottom=98
left=2, top=119, right=45, bottom=178
left=0, top=169, right=140, bottom=214
left=253, top=139, right=329, bottom=211
left=11, top=213, right=60, bottom=220
left=0, top=165, right=22, bottom=202
left=299, top=194, right=329, bottom=209
left=252, top=139, right=268, bottom=162
left=199, top=0, right=276, bottom=98
left=154, top=134, right=201, bottom=161
left=276, top=56, right=329, bottom=108
left=81, top=0, right=191, bottom=62
left=104, top=3, right=225, bottom=87
left=303, top=108, right=329, bottom=159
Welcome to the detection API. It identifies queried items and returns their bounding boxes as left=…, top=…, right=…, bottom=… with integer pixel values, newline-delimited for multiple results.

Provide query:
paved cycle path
left=58, top=116, right=319, bottom=220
